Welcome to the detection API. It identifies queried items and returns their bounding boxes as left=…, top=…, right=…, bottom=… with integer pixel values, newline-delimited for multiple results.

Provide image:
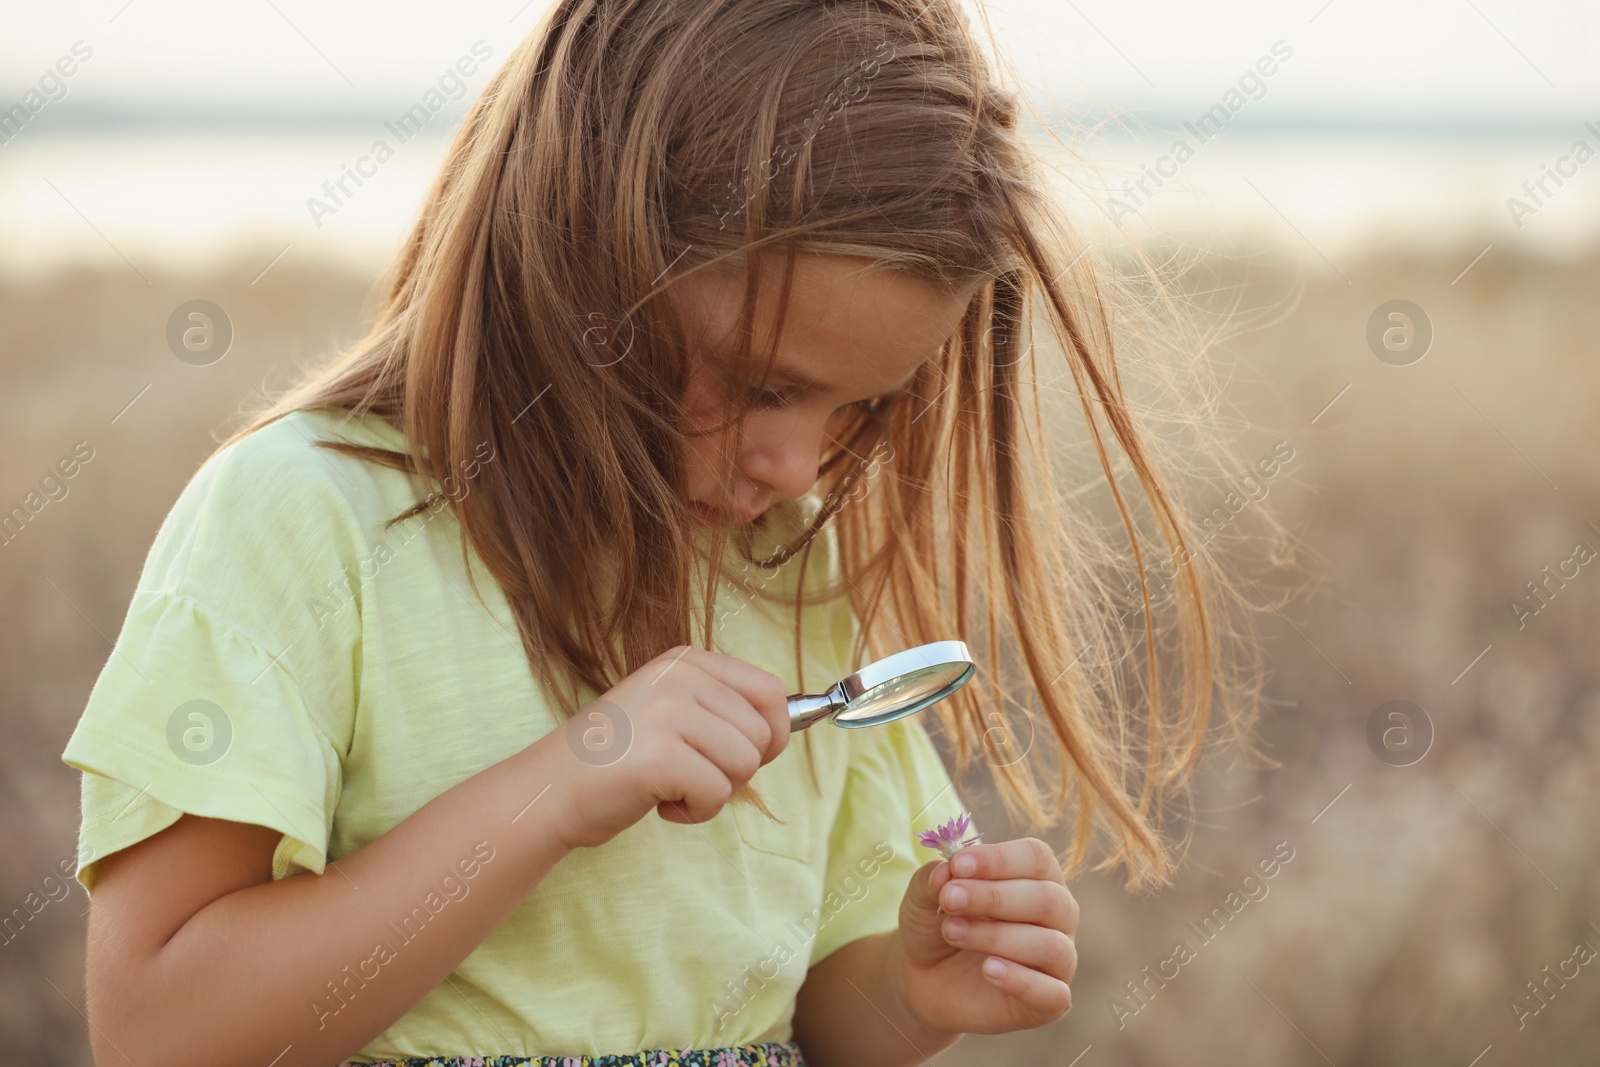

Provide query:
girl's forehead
left=670, top=255, right=971, bottom=395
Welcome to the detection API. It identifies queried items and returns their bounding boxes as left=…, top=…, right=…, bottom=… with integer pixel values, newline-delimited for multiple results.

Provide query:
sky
left=4, top=0, right=1597, bottom=276
left=2, top=0, right=1597, bottom=128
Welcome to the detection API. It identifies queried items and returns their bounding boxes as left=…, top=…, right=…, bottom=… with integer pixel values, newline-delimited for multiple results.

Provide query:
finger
left=675, top=699, right=765, bottom=790
left=642, top=656, right=774, bottom=767
left=679, top=648, right=791, bottom=762
left=940, top=916, right=1078, bottom=985
left=896, top=859, right=953, bottom=955
left=975, top=954, right=1073, bottom=1021
left=680, top=666, right=776, bottom=762
left=649, top=743, right=743, bottom=824
left=945, top=838, right=1063, bottom=884
left=939, top=876, right=1078, bottom=939
left=901, top=858, right=948, bottom=919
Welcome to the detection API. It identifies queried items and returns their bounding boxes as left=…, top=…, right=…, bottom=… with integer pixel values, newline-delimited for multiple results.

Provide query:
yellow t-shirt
left=59, top=406, right=974, bottom=1059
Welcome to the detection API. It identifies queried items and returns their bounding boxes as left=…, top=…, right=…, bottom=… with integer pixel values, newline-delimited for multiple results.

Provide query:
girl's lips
left=689, top=500, right=728, bottom=525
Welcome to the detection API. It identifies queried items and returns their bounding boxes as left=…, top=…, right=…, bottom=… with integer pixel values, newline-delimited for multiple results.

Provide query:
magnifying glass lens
left=836, top=662, right=972, bottom=724
left=786, top=639, right=976, bottom=732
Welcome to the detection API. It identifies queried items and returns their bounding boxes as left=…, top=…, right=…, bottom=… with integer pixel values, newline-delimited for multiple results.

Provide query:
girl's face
left=670, top=254, right=973, bottom=526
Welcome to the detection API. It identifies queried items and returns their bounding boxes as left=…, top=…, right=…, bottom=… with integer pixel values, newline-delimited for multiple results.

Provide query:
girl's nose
left=741, top=420, right=828, bottom=502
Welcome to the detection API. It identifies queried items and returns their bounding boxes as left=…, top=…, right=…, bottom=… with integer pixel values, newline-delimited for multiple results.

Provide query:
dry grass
left=2, top=243, right=1596, bottom=1064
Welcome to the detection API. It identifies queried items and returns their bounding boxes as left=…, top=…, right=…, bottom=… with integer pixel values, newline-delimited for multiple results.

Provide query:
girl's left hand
left=887, top=838, right=1079, bottom=1037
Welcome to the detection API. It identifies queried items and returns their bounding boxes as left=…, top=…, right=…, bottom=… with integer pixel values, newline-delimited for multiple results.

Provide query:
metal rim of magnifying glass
left=787, top=640, right=975, bottom=731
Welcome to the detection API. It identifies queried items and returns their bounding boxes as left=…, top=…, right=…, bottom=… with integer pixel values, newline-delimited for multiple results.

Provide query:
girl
left=61, top=1, right=1265, bottom=1065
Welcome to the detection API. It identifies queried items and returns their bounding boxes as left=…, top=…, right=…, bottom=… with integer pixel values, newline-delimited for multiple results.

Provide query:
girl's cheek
left=685, top=429, right=749, bottom=495
left=684, top=436, right=725, bottom=480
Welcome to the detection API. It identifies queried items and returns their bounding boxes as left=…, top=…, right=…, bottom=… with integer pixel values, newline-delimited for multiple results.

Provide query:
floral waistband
left=344, top=1041, right=806, bottom=1067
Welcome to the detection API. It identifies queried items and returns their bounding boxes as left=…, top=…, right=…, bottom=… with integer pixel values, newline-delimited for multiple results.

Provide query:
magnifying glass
left=787, top=640, right=975, bottom=731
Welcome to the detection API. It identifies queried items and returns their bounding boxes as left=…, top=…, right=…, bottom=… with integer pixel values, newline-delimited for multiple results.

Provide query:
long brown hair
left=228, top=0, right=1275, bottom=891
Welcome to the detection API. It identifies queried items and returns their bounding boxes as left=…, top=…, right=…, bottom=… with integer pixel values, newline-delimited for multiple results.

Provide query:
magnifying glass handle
left=787, top=693, right=840, bottom=732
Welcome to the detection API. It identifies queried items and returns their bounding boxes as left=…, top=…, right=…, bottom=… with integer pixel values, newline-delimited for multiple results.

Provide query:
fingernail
left=954, top=852, right=976, bottom=877
left=944, top=917, right=968, bottom=940
left=983, top=957, right=1006, bottom=979
left=944, top=885, right=967, bottom=909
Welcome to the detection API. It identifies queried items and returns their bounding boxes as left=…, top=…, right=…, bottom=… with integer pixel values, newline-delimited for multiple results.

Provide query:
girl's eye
left=749, top=388, right=791, bottom=409
left=745, top=389, right=895, bottom=413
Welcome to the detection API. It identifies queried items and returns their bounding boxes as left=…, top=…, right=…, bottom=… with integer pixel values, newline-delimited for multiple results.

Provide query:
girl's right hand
left=544, top=644, right=792, bottom=850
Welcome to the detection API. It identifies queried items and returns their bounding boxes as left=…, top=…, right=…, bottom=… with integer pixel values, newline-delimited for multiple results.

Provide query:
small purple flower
left=916, top=810, right=984, bottom=860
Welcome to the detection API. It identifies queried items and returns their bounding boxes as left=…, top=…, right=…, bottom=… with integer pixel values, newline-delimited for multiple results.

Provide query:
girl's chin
left=689, top=500, right=760, bottom=526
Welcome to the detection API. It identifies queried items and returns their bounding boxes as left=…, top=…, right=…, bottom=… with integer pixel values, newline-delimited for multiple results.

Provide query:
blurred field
left=2, top=241, right=1597, bottom=1065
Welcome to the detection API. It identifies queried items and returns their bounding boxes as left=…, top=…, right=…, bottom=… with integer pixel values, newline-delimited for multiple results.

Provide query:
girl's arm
left=83, top=643, right=791, bottom=1067
left=793, top=928, right=963, bottom=1067
left=85, top=731, right=576, bottom=1067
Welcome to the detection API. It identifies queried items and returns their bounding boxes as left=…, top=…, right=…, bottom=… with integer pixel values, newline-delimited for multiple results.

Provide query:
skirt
left=341, top=1041, right=807, bottom=1067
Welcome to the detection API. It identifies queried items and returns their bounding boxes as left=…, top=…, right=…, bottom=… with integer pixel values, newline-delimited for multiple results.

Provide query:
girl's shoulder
left=110, top=405, right=430, bottom=677
left=208, top=406, right=411, bottom=500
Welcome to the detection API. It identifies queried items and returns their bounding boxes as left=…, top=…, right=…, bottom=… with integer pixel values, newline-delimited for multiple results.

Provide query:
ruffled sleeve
left=60, top=416, right=365, bottom=892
